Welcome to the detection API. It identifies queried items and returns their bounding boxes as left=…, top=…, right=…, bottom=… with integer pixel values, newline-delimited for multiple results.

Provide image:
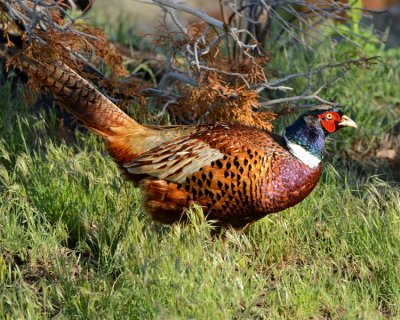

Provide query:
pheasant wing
left=124, top=135, right=224, bottom=183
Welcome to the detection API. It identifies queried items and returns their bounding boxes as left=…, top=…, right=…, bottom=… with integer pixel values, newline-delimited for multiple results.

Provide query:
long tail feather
left=18, top=57, right=141, bottom=138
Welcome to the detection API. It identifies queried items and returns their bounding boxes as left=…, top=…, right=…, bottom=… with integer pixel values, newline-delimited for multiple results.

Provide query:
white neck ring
left=284, top=134, right=321, bottom=168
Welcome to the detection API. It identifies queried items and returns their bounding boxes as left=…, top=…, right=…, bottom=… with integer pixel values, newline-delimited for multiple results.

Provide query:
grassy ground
left=1, top=18, right=400, bottom=320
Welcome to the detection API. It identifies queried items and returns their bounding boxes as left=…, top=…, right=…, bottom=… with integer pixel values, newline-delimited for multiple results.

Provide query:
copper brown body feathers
left=134, top=124, right=322, bottom=227
left=19, top=58, right=328, bottom=228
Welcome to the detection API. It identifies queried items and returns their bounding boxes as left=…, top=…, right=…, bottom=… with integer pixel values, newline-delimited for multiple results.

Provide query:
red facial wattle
left=318, top=112, right=341, bottom=133
left=321, top=119, right=336, bottom=133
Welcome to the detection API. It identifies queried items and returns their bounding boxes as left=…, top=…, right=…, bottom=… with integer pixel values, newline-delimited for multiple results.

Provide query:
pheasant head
left=284, top=106, right=357, bottom=168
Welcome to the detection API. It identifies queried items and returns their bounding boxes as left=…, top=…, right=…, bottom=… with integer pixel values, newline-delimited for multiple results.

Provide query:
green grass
left=1, top=26, right=400, bottom=320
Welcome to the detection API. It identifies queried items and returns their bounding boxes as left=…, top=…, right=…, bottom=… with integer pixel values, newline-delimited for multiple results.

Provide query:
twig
left=137, top=0, right=225, bottom=28
left=260, top=86, right=339, bottom=108
left=136, top=0, right=259, bottom=53
left=156, top=98, right=178, bottom=118
left=197, top=65, right=250, bottom=87
left=252, top=83, right=294, bottom=93
left=269, top=56, right=380, bottom=86
left=158, top=71, right=198, bottom=89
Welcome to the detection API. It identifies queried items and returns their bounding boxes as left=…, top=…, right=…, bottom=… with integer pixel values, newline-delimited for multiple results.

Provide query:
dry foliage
left=2, top=1, right=277, bottom=130
left=1, top=0, right=147, bottom=111
left=157, top=23, right=276, bottom=130
left=172, top=72, right=276, bottom=131
left=13, top=27, right=146, bottom=108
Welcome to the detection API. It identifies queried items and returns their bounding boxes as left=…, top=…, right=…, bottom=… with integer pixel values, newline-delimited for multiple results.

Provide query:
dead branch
left=260, top=85, right=339, bottom=108
left=137, top=0, right=259, bottom=53
left=158, top=71, right=197, bottom=89
left=137, top=0, right=226, bottom=28
left=268, top=56, right=380, bottom=87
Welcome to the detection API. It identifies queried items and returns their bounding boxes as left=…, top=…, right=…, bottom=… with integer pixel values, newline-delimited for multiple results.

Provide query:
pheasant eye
left=325, top=113, right=333, bottom=120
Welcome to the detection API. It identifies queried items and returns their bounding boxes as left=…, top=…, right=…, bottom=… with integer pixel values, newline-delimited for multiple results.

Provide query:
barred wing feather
left=124, top=136, right=224, bottom=183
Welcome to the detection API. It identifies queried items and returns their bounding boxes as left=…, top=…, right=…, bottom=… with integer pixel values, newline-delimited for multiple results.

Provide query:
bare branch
left=260, top=86, right=339, bottom=108
left=136, top=0, right=259, bottom=54
left=269, top=56, right=380, bottom=86
left=137, top=0, right=225, bottom=29
left=158, top=71, right=198, bottom=89
left=197, top=65, right=250, bottom=87
left=156, top=98, right=178, bottom=118
left=253, top=83, right=294, bottom=93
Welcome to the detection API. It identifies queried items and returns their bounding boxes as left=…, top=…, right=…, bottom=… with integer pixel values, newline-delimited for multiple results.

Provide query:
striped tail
left=16, top=56, right=159, bottom=164
left=17, top=57, right=141, bottom=138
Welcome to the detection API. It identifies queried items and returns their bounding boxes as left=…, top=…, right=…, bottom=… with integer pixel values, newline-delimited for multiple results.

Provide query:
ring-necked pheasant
left=18, top=58, right=357, bottom=228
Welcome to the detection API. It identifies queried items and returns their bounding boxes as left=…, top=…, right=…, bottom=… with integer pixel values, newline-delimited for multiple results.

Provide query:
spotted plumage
left=19, top=58, right=358, bottom=228
left=129, top=123, right=324, bottom=227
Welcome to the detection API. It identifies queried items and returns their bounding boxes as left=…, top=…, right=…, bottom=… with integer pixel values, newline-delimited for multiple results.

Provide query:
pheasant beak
left=338, top=115, right=358, bottom=129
